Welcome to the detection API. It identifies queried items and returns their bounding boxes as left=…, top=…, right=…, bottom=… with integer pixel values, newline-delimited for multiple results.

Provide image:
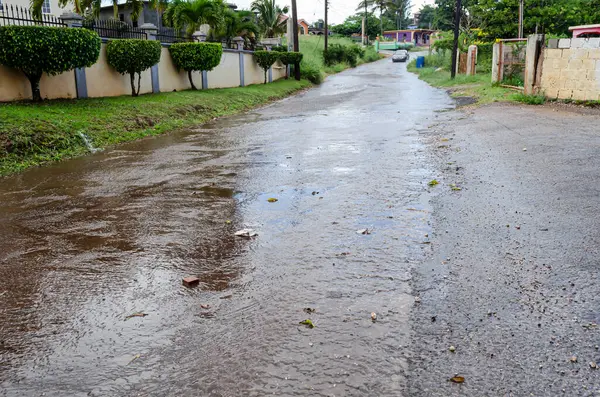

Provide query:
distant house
left=569, top=24, right=600, bottom=38
left=279, top=15, right=309, bottom=35
left=0, top=0, right=68, bottom=17
left=383, top=29, right=436, bottom=46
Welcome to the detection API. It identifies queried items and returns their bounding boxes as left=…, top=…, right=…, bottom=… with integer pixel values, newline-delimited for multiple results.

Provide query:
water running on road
left=0, top=58, right=454, bottom=396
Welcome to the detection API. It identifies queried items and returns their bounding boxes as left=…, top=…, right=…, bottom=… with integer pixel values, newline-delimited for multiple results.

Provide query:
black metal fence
left=82, top=19, right=147, bottom=40
left=155, top=26, right=192, bottom=43
left=0, top=4, right=66, bottom=27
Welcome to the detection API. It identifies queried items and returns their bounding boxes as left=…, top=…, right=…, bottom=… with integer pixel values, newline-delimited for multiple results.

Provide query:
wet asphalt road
left=0, top=58, right=453, bottom=396
left=3, top=59, right=600, bottom=397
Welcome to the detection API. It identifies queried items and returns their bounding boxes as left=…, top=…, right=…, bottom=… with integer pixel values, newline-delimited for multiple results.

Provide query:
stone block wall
left=540, top=38, right=600, bottom=101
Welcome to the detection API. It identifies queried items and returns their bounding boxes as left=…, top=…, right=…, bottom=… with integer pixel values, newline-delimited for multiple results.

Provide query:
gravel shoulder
left=409, top=103, right=600, bottom=395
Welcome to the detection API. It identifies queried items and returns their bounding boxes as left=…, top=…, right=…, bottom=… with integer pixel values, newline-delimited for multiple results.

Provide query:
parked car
left=392, top=50, right=409, bottom=63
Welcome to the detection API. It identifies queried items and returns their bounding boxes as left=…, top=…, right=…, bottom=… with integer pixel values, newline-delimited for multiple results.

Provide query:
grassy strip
left=407, top=60, right=515, bottom=104
left=0, top=79, right=311, bottom=176
left=298, top=35, right=382, bottom=83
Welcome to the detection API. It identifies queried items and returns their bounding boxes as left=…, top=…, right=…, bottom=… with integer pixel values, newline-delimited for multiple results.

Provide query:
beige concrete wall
left=158, top=47, right=202, bottom=92
left=540, top=47, right=600, bottom=101
left=0, top=42, right=285, bottom=102
left=243, top=52, right=266, bottom=85
left=272, top=60, right=287, bottom=81
left=86, top=43, right=152, bottom=98
left=207, top=51, right=240, bottom=88
left=0, top=65, right=76, bottom=102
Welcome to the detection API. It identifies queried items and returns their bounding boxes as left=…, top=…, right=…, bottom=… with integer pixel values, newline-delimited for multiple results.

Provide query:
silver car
left=392, top=49, right=409, bottom=63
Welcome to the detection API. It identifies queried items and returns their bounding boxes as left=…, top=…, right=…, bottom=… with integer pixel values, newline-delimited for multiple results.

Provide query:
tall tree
left=218, top=9, right=259, bottom=48
left=163, top=0, right=225, bottom=36
left=251, top=0, right=289, bottom=38
left=388, top=0, right=411, bottom=29
left=417, top=4, right=435, bottom=28
left=356, top=0, right=393, bottom=36
left=330, top=12, right=382, bottom=38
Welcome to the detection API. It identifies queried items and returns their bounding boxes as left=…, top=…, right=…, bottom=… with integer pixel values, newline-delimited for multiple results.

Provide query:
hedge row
left=254, top=50, right=303, bottom=83
left=0, top=26, right=298, bottom=101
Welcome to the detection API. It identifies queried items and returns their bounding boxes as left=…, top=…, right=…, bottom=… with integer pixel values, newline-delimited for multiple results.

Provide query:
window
left=0, top=0, right=4, bottom=12
left=42, top=0, right=51, bottom=14
left=119, top=13, right=125, bottom=21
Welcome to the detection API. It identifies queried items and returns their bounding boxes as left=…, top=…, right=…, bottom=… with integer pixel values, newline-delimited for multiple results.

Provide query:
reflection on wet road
left=0, top=58, right=453, bottom=396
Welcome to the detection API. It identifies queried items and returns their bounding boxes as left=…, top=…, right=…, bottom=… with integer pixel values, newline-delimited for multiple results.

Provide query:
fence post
left=524, top=34, right=544, bottom=95
left=466, top=45, right=477, bottom=76
left=239, top=52, right=245, bottom=87
left=60, top=12, right=88, bottom=99
left=59, top=12, right=83, bottom=27
left=192, top=31, right=207, bottom=42
left=140, top=23, right=160, bottom=94
left=491, top=42, right=500, bottom=84
left=233, top=36, right=244, bottom=51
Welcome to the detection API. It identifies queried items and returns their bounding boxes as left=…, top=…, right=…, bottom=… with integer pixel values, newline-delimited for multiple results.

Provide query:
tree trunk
left=130, top=73, right=138, bottom=97
left=188, top=70, right=197, bottom=90
left=137, top=72, right=141, bottom=96
left=380, top=8, right=383, bottom=38
left=26, top=72, right=42, bottom=102
left=264, top=69, right=267, bottom=84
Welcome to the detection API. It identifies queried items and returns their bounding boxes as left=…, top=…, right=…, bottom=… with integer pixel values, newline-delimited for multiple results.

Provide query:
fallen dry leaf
left=450, top=376, right=465, bottom=383
left=267, top=198, right=278, bottom=203
left=125, top=312, right=148, bottom=320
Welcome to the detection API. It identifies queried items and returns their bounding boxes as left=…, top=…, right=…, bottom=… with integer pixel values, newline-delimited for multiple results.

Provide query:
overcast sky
left=233, top=0, right=434, bottom=25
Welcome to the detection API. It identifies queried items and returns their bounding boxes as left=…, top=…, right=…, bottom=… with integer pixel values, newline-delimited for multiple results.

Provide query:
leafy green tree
left=417, top=4, right=435, bottom=28
left=163, top=0, right=225, bottom=36
left=253, top=50, right=279, bottom=83
left=251, top=0, right=289, bottom=37
left=217, top=9, right=259, bottom=48
left=330, top=12, right=381, bottom=39
left=169, top=42, right=222, bottom=89
left=387, top=0, right=411, bottom=29
left=0, top=26, right=100, bottom=101
left=357, top=0, right=394, bottom=37
left=106, top=39, right=162, bottom=96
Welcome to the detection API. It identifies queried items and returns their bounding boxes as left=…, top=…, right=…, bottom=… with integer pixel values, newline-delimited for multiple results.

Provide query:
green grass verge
left=297, top=35, right=382, bottom=83
left=407, top=59, right=515, bottom=105
left=0, top=79, right=311, bottom=176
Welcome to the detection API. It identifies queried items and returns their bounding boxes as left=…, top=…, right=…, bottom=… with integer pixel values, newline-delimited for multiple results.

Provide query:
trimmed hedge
left=271, top=45, right=288, bottom=52
left=106, top=39, right=162, bottom=97
left=169, top=42, right=223, bottom=90
left=254, top=50, right=280, bottom=84
left=279, top=52, right=303, bottom=79
left=0, top=26, right=101, bottom=101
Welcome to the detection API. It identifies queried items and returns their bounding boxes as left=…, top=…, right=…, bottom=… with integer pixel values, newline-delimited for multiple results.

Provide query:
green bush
left=0, top=26, right=101, bottom=102
left=169, top=42, right=222, bottom=90
left=323, top=44, right=362, bottom=67
left=254, top=50, right=280, bottom=84
left=106, top=39, right=162, bottom=96
left=279, top=51, right=303, bottom=79
left=271, top=45, right=288, bottom=52
left=299, top=58, right=323, bottom=84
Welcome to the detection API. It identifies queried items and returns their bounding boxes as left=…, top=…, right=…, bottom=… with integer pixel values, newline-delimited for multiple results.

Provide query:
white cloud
left=233, top=0, right=434, bottom=25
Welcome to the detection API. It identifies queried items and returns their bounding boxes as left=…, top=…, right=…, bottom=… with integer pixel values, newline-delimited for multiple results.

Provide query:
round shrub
left=278, top=51, right=303, bottom=79
left=254, top=50, right=280, bottom=84
left=0, top=26, right=101, bottom=101
left=106, top=39, right=162, bottom=96
left=299, top=58, right=323, bottom=85
left=169, top=42, right=223, bottom=90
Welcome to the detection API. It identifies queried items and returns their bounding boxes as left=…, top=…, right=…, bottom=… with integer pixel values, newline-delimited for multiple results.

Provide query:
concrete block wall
left=540, top=38, right=600, bottom=101
left=0, top=43, right=285, bottom=102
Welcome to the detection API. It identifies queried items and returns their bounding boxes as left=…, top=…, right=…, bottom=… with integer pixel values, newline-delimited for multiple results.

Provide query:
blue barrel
left=416, top=56, right=425, bottom=68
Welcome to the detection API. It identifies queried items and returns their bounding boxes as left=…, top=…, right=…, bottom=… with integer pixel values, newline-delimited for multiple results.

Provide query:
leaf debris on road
left=428, top=179, right=439, bottom=187
left=450, top=375, right=465, bottom=383
left=299, top=319, right=315, bottom=328
left=125, top=312, right=148, bottom=320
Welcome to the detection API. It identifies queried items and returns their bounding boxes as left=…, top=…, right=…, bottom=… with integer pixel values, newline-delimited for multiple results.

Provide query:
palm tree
left=218, top=9, right=259, bottom=48
left=150, top=0, right=170, bottom=27
left=251, top=0, right=289, bottom=38
left=389, top=0, right=411, bottom=30
left=164, top=0, right=225, bottom=36
left=357, top=0, right=393, bottom=37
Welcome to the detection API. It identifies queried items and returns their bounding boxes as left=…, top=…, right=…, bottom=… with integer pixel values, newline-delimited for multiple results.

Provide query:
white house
left=0, top=0, right=69, bottom=17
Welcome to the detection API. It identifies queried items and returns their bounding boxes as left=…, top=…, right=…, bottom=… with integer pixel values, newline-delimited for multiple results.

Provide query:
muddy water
left=0, top=59, right=453, bottom=396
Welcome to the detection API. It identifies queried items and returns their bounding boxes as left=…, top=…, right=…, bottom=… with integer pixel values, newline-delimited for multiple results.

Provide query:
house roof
left=279, top=15, right=309, bottom=26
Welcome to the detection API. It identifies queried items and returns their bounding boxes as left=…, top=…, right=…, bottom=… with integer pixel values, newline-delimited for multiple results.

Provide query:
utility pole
left=324, top=0, right=328, bottom=51
left=518, top=0, right=524, bottom=38
left=450, top=0, right=462, bottom=79
left=364, top=1, right=368, bottom=45
left=291, top=0, right=300, bottom=80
